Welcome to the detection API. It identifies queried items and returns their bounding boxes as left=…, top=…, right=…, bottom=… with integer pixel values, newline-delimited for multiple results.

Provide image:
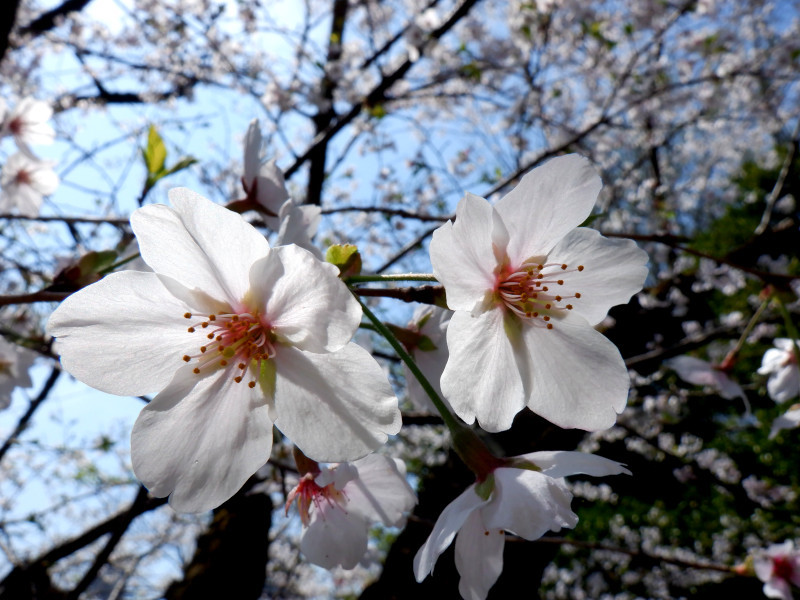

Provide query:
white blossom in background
left=403, top=304, right=452, bottom=413
left=0, top=336, right=35, bottom=409
left=666, top=355, right=746, bottom=400
left=242, top=119, right=290, bottom=223
left=754, top=541, right=800, bottom=600
left=0, top=153, right=59, bottom=216
left=286, top=454, right=416, bottom=569
left=47, top=189, right=401, bottom=513
left=430, top=154, right=648, bottom=432
left=770, top=404, right=800, bottom=439
left=413, top=451, right=630, bottom=600
left=0, top=97, right=55, bottom=157
left=759, top=339, right=800, bottom=403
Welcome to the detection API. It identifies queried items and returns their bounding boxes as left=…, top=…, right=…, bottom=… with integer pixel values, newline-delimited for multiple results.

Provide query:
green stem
left=722, top=296, right=770, bottom=366
left=345, top=273, right=438, bottom=284
left=355, top=295, right=504, bottom=480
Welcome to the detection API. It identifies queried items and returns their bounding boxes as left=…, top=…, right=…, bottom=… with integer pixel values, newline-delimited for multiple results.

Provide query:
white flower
left=754, top=541, right=800, bottom=600
left=0, top=97, right=55, bottom=156
left=770, top=404, right=800, bottom=439
left=1, top=153, right=59, bottom=216
left=413, top=451, right=630, bottom=600
left=0, top=336, right=35, bottom=409
left=403, top=304, right=452, bottom=412
left=430, top=154, right=648, bottom=432
left=759, top=339, right=800, bottom=403
left=242, top=119, right=290, bottom=223
left=47, top=189, right=401, bottom=512
left=286, top=454, right=417, bottom=569
left=666, top=355, right=745, bottom=400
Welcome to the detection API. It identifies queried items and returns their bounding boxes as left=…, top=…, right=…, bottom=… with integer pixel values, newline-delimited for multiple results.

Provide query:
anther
left=546, top=323, right=553, bottom=329
left=201, top=322, right=209, bottom=328
left=184, top=312, right=192, bottom=319
left=209, top=314, right=216, bottom=321
left=566, top=304, right=573, bottom=310
left=575, top=292, right=582, bottom=298
left=561, top=264, right=567, bottom=270
left=577, top=265, right=584, bottom=271
left=220, top=360, right=228, bottom=366
left=182, top=355, right=191, bottom=362
left=207, top=333, right=214, bottom=339
left=542, top=286, right=548, bottom=291
left=193, top=367, right=200, bottom=374
left=234, top=376, right=242, bottom=383
left=543, top=315, right=550, bottom=321
left=248, top=381, right=256, bottom=388
left=555, top=295, right=562, bottom=302
left=557, top=280, right=564, bottom=285
left=200, top=346, right=207, bottom=353
left=545, top=303, right=551, bottom=309
left=187, top=327, right=195, bottom=333
left=238, top=363, right=246, bottom=369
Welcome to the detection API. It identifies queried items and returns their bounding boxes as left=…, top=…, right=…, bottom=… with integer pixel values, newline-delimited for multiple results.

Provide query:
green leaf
left=143, top=125, right=167, bottom=175
left=163, top=156, right=198, bottom=177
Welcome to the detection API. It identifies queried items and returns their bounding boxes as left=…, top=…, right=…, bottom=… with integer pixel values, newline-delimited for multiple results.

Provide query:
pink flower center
left=14, top=168, right=32, bottom=186
left=285, top=473, right=348, bottom=526
left=496, top=259, right=584, bottom=329
left=181, top=310, right=276, bottom=388
left=773, top=556, right=794, bottom=581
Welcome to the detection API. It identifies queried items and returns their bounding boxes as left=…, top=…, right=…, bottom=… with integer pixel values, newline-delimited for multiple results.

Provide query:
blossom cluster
left=0, top=98, right=58, bottom=216
left=43, top=146, right=651, bottom=596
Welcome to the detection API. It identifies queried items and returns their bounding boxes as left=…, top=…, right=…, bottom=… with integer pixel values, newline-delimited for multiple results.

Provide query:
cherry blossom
left=666, top=355, right=746, bottom=400
left=47, top=189, right=401, bottom=512
left=754, top=541, right=800, bottom=600
left=430, top=154, right=648, bottom=432
left=285, top=454, right=416, bottom=569
left=413, top=451, right=630, bottom=599
left=0, top=97, right=55, bottom=157
left=274, top=199, right=322, bottom=259
left=0, top=336, right=35, bottom=410
left=759, top=339, right=800, bottom=403
left=0, top=153, right=59, bottom=216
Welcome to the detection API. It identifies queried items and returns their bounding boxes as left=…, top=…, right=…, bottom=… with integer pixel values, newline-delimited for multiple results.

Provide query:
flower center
left=773, top=556, right=794, bottom=581
left=181, top=310, right=276, bottom=388
left=284, top=473, right=348, bottom=526
left=496, top=259, right=584, bottom=329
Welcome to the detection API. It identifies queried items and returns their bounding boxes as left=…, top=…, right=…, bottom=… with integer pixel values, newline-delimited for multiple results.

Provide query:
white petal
left=759, top=348, right=789, bottom=375
left=524, top=312, right=629, bottom=430
left=243, top=119, right=262, bottom=185
left=46, top=271, right=195, bottom=396
left=769, top=407, right=800, bottom=439
left=454, top=510, right=504, bottom=600
left=256, top=158, right=290, bottom=217
left=250, top=245, right=360, bottom=353
left=346, top=455, right=417, bottom=526
left=131, top=189, right=270, bottom=305
left=768, top=365, right=800, bottom=403
left=430, top=193, right=497, bottom=312
left=483, top=468, right=577, bottom=540
left=668, top=355, right=718, bottom=386
left=523, top=450, right=631, bottom=478
left=301, top=503, right=367, bottom=569
left=440, top=309, right=527, bottom=432
left=131, top=365, right=273, bottom=513
left=546, top=227, right=648, bottom=325
left=273, top=344, right=401, bottom=462
left=276, top=201, right=322, bottom=258
left=413, top=486, right=487, bottom=582
left=494, top=155, right=602, bottom=263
